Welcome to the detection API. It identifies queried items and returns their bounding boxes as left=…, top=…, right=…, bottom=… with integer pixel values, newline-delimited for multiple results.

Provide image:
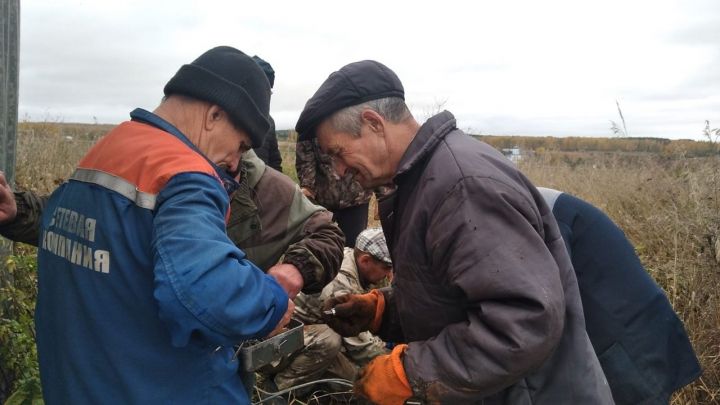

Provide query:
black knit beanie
left=252, top=55, right=275, bottom=89
left=163, top=46, right=271, bottom=147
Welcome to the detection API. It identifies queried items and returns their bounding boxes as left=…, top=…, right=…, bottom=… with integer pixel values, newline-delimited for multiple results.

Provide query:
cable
left=252, top=378, right=354, bottom=404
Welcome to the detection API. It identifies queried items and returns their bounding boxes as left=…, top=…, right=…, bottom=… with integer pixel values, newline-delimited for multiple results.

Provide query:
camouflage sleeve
left=282, top=207, right=344, bottom=294
left=319, top=269, right=359, bottom=302
left=0, top=190, right=48, bottom=246
left=294, top=139, right=318, bottom=190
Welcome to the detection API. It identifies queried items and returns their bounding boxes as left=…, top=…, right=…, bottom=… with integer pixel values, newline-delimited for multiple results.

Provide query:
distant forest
left=17, top=124, right=719, bottom=158
left=474, top=135, right=718, bottom=157
left=277, top=129, right=718, bottom=157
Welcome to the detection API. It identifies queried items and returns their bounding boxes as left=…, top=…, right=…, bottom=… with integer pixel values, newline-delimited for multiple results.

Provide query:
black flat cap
left=295, top=60, right=404, bottom=139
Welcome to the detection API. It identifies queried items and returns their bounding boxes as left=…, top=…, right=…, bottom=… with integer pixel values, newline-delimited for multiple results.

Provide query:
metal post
left=1, top=0, right=20, bottom=256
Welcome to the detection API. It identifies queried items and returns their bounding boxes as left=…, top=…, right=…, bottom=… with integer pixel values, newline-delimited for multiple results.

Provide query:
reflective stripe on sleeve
left=71, top=168, right=157, bottom=210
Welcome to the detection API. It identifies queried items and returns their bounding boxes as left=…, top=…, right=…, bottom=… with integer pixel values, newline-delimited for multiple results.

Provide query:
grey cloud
left=671, top=21, right=720, bottom=46
left=622, top=52, right=720, bottom=102
left=446, top=63, right=510, bottom=74
left=15, top=1, right=718, bottom=141
left=18, top=3, right=205, bottom=122
left=668, top=0, right=720, bottom=46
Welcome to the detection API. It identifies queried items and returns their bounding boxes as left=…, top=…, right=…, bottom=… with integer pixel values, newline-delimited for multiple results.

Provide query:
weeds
left=0, top=248, right=40, bottom=403
left=520, top=151, right=720, bottom=404
left=2, top=124, right=719, bottom=404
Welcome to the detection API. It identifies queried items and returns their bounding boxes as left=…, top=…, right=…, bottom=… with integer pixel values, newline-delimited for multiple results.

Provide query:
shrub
left=0, top=249, right=41, bottom=404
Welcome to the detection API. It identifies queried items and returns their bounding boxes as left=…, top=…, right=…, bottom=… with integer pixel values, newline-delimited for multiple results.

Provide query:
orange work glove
left=322, top=289, right=385, bottom=337
left=355, top=344, right=413, bottom=405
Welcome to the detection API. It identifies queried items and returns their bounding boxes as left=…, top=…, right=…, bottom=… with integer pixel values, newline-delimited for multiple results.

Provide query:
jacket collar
left=394, top=111, right=457, bottom=182
left=129, top=108, right=241, bottom=195
left=242, top=150, right=266, bottom=189
left=130, top=108, right=197, bottom=151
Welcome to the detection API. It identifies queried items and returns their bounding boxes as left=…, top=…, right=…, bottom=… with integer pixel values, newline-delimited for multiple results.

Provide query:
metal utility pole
left=1, top=0, right=20, bottom=256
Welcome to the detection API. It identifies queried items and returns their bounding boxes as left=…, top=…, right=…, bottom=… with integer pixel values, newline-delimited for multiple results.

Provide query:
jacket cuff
left=257, top=274, right=290, bottom=338
left=281, top=247, right=325, bottom=294
left=369, top=289, right=386, bottom=333
left=0, top=192, right=41, bottom=246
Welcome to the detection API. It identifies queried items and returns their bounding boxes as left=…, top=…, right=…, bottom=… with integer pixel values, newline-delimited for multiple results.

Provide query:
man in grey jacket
left=296, top=60, right=614, bottom=404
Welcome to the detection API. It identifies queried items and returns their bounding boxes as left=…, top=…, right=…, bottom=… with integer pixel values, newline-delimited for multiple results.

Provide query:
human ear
left=361, top=110, right=384, bottom=134
left=358, top=253, right=372, bottom=267
left=204, top=105, right=224, bottom=131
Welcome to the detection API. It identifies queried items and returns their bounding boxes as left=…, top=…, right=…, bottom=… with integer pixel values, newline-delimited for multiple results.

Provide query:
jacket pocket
left=598, top=342, right=654, bottom=404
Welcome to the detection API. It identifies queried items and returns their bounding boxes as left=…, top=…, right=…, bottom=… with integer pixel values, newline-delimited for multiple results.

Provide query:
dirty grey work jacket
left=377, top=112, right=613, bottom=404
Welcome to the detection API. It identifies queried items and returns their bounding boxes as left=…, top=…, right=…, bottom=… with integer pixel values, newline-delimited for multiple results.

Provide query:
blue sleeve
left=152, top=172, right=288, bottom=347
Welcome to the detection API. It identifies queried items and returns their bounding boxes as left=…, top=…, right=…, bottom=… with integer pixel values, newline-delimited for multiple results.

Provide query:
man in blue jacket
left=30, top=46, right=295, bottom=404
left=538, top=187, right=701, bottom=404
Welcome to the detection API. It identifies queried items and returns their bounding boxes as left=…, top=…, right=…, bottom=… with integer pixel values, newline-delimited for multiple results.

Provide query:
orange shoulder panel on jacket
left=78, top=121, right=220, bottom=194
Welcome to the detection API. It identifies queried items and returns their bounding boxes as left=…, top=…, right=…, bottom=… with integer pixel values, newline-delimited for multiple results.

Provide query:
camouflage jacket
left=0, top=189, right=47, bottom=245
left=228, top=150, right=343, bottom=293
left=0, top=150, right=344, bottom=295
left=294, top=247, right=389, bottom=365
left=295, top=138, right=372, bottom=210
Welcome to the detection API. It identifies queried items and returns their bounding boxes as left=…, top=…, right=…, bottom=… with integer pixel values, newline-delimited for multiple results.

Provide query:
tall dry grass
left=9, top=124, right=720, bottom=404
left=14, top=122, right=110, bottom=193
left=521, top=152, right=720, bottom=404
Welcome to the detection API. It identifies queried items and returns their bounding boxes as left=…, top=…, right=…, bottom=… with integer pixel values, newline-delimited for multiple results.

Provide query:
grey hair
left=327, top=97, right=411, bottom=136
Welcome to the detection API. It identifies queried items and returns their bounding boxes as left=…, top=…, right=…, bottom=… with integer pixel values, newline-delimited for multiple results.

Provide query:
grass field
left=2, top=123, right=719, bottom=403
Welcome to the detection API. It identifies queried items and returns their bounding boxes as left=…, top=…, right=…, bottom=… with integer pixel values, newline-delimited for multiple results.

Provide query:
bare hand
left=266, top=299, right=294, bottom=338
left=0, top=171, right=17, bottom=225
left=267, top=263, right=304, bottom=299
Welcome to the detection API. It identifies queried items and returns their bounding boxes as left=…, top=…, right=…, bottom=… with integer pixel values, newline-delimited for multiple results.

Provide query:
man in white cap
left=263, top=227, right=393, bottom=396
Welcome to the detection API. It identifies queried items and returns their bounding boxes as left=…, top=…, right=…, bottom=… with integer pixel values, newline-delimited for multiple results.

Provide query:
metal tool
left=235, top=318, right=304, bottom=371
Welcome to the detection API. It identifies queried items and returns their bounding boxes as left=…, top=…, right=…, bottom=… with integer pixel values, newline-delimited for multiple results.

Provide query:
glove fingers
left=323, top=293, right=376, bottom=336
left=326, top=317, right=362, bottom=337
left=322, top=295, right=355, bottom=326
left=322, top=294, right=352, bottom=311
left=331, top=300, right=359, bottom=317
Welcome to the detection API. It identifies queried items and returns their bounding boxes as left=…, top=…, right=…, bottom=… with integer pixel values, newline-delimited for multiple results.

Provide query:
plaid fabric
left=355, top=228, right=392, bottom=265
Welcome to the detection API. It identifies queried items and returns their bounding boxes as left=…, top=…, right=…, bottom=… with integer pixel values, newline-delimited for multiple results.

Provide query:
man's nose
left=228, top=156, right=241, bottom=175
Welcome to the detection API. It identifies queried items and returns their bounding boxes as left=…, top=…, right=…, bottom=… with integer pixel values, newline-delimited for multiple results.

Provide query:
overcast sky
left=16, top=0, right=720, bottom=140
